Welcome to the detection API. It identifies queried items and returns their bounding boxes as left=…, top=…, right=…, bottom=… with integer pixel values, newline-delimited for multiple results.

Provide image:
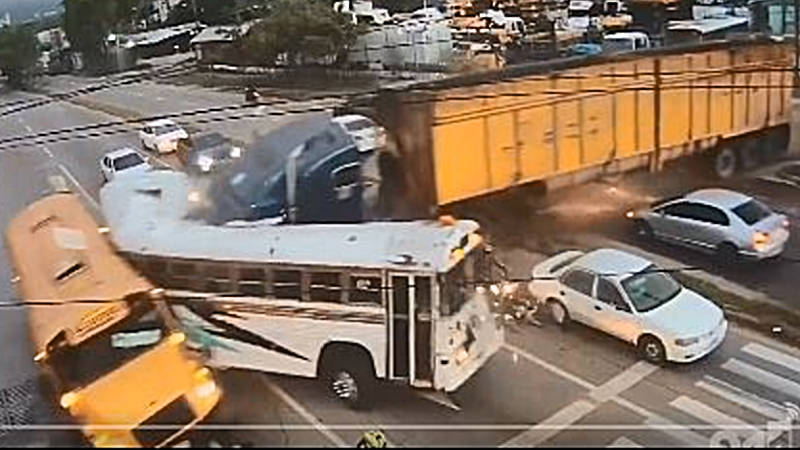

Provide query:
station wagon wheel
left=638, top=335, right=665, bottom=365
left=548, top=299, right=570, bottom=328
left=715, top=242, right=739, bottom=265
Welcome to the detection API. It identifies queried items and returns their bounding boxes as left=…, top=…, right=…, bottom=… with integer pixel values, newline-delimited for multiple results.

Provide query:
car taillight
left=783, top=218, right=790, bottom=229
left=753, top=231, right=771, bottom=250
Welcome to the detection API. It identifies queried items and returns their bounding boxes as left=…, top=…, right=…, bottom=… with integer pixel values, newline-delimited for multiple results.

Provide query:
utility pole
left=795, top=0, right=799, bottom=88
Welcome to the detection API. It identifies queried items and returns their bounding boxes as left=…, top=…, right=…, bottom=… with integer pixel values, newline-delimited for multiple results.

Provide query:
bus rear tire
left=319, top=345, right=376, bottom=410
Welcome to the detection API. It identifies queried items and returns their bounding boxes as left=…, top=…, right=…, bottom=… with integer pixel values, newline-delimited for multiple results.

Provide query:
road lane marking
left=502, top=343, right=595, bottom=390
left=607, top=436, right=643, bottom=447
left=57, top=164, right=99, bottom=210
left=642, top=416, right=708, bottom=446
left=722, top=358, right=800, bottom=399
left=741, top=343, right=800, bottom=374
left=590, top=361, right=659, bottom=403
left=670, top=396, right=756, bottom=432
left=696, top=376, right=786, bottom=420
left=258, top=376, right=347, bottom=448
left=501, top=399, right=596, bottom=447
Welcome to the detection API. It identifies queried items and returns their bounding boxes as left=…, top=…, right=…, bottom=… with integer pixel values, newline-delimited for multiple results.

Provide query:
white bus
left=100, top=171, right=504, bottom=409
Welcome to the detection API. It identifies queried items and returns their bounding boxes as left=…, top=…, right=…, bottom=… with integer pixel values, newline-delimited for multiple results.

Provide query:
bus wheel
left=320, top=346, right=376, bottom=410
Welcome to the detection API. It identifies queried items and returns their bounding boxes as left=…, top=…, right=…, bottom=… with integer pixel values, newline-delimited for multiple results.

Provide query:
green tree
left=0, top=26, right=40, bottom=88
left=63, top=0, right=139, bottom=68
left=243, top=0, right=360, bottom=66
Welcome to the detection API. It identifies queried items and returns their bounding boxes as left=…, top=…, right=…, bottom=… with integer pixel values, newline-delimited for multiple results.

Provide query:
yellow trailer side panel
left=422, top=42, right=792, bottom=206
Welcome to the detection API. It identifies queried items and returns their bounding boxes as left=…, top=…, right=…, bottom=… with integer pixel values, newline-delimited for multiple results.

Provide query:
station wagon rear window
left=732, top=199, right=771, bottom=225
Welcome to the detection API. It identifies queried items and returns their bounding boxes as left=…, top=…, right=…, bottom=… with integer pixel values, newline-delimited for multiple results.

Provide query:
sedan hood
left=643, top=288, right=723, bottom=337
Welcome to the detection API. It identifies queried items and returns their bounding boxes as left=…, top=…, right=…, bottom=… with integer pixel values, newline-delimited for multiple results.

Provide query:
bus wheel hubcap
left=332, top=371, right=358, bottom=401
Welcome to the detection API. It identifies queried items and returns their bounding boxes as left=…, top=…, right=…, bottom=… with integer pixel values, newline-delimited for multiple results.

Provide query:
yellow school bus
left=5, top=193, right=221, bottom=448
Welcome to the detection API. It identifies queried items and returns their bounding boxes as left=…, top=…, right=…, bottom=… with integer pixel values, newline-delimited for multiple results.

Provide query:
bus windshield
left=440, top=247, right=493, bottom=316
left=48, top=301, right=170, bottom=391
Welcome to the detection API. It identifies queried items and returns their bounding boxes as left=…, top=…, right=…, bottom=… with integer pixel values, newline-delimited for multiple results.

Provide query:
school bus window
left=47, top=301, right=169, bottom=391
left=310, top=272, right=343, bottom=302
left=274, top=270, right=301, bottom=299
left=205, top=264, right=231, bottom=293
left=350, top=275, right=382, bottom=305
left=55, top=260, right=85, bottom=282
left=238, top=267, right=266, bottom=296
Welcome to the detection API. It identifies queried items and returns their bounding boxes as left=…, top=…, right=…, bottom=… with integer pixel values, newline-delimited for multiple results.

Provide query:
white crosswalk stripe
left=670, top=396, right=757, bottom=437
left=722, top=358, right=800, bottom=399
left=606, top=436, right=643, bottom=448
left=741, top=343, right=800, bottom=374
left=643, top=416, right=708, bottom=447
left=696, top=376, right=786, bottom=421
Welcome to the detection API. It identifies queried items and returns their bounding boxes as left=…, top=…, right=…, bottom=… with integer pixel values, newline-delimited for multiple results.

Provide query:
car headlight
left=675, top=336, right=700, bottom=347
left=455, top=347, right=469, bottom=365
left=193, top=367, right=218, bottom=398
left=197, top=155, right=214, bottom=172
left=230, top=146, right=242, bottom=158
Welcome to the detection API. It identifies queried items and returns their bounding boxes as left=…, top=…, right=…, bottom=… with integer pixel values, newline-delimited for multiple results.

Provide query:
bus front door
left=389, top=275, right=433, bottom=387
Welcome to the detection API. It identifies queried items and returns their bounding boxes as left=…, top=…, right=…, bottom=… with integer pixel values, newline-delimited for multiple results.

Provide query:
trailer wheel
left=738, top=141, right=761, bottom=171
left=713, top=145, right=738, bottom=179
left=767, top=125, right=791, bottom=161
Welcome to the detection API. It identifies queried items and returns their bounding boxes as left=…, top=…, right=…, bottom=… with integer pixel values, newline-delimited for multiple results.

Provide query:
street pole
left=191, top=0, right=199, bottom=24
left=795, top=0, right=799, bottom=88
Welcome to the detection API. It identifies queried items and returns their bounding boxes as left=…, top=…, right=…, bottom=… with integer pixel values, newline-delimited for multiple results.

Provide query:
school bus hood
left=66, top=340, right=204, bottom=429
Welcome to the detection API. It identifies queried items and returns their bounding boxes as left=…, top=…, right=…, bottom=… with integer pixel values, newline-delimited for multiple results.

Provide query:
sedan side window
left=693, top=204, right=730, bottom=226
left=562, top=269, right=595, bottom=296
left=662, top=202, right=692, bottom=219
left=597, top=278, right=631, bottom=313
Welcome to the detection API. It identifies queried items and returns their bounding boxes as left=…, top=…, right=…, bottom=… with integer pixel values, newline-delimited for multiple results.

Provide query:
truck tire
left=767, top=125, right=791, bottom=161
left=713, top=145, right=738, bottom=179
left=319, top=345, right=376, bottom=410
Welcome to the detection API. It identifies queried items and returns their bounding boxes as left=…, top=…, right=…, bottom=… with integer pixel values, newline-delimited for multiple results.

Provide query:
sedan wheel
left=549, top=300, right=569, bottom=327
left=638, top=336, right=666, bottom=365
left=633, top=220, right=653, bottom=239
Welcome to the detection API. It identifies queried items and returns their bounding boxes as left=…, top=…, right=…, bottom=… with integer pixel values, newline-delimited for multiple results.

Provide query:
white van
left=602, top=31, right=651, bottom=53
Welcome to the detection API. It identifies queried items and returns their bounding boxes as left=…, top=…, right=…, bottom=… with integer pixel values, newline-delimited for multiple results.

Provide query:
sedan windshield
left=732, top=199, right=772, bottom=225
left=621, top=265, right=682, bottom=312
left=113, top=153, right=145, bottom=171
left=154, top=123, right=180, bottom=135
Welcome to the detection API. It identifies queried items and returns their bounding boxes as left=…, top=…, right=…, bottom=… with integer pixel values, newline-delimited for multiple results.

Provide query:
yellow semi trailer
left=357, top=39, right=794, bottom=216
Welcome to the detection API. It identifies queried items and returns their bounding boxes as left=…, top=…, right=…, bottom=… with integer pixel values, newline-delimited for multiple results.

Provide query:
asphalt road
left=1, top=85, right=799, bottom=447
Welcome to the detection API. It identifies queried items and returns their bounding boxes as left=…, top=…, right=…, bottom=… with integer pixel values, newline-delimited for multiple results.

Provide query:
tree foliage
left=62, top=0, right=138, bottom=65
left=0, top=26, right=40, bottom=88
left=167, top=0, right=238, bottom=26
left=243, top=0, right=360, bottom=66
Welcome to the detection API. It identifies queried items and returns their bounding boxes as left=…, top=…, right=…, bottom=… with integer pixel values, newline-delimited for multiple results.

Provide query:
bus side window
left=238, top=267, right=266, bottom=296
left=205, top=264, right=231, bottom=293
left=349, top=275, right=382, bottom=305
left=310, top=272, right=343, bottom=303
left=274, top=270, right=302, bottom=300
left=170, top=261, right=196, bottom=290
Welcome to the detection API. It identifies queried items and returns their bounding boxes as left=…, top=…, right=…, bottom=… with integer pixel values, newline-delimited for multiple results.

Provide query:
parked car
left=528, top=248, right=727, bottom=364
left=139, top=119, right=189, bottom=154
left=627, top=188, right=790, bottom=261
left=100, top=148, right=152, bottom=182
left=177, top=132, right=243, bottom=174
left=602, top=31, right=650, bottom=53
left=332, top=114, right=387, bottom=153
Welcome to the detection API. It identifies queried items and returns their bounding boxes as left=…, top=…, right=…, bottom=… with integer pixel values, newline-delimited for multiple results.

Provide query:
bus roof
left=5, top=193, right=154, bottom=352
left=100, top=171, right=482, bottom=273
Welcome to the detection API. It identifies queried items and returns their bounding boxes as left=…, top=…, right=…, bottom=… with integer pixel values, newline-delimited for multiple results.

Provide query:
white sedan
left=139, top=119, right=189, bottom=154
left=528, top=248, right=727, bottom=364
left=100, top=148, right=152, bottom=182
